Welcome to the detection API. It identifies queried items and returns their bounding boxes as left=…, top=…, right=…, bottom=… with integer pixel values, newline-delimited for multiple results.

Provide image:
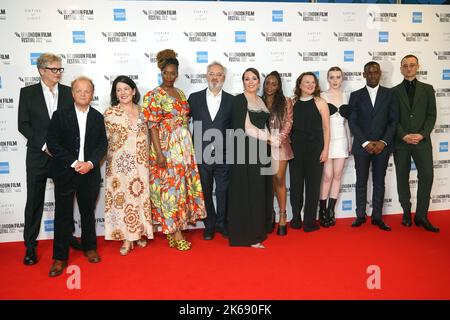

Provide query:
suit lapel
left=202, top=89, right=214, bottom=124
left=68, top=105, right=80, bottom=138
left=213, top=91, right=228, bottom=124
left=372, top=86, right=384, bottom=116
left=411, top=81, right=423, bottom=111
left=397, top=83, right=411, bottom=111
left=362, top=87, right=374, bottom=113
left=35, top=83, right=51, bottom=121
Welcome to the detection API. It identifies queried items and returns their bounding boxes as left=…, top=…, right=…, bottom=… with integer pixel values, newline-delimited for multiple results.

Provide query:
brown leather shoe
left=48, top=260, right=68, bottom=277
left=84, top=250, right=101, bottom=263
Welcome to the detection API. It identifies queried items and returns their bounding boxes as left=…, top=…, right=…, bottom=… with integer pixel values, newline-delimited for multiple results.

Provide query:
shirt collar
left=206, top=88, right=222, bottom=98
left=75, top=104, right=90, bottom=114
left=41, top=80, right=58, bottom=93
left=366, top=84, right=379, bottom=93
left=403, top=78, right=417, bottom=87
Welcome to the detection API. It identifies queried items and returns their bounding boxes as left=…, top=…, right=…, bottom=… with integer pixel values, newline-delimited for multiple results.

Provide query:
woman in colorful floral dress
left=142, top=49, right=206, bottom=251
left=104, top=75, right=153, bottom=255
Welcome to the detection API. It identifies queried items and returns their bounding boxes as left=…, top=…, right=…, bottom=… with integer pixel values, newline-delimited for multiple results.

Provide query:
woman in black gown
left=228, top=68, right=280, bottom=248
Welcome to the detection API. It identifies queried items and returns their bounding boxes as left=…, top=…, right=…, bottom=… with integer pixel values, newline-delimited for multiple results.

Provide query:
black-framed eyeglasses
left=44, top=67, right=64, bottom=74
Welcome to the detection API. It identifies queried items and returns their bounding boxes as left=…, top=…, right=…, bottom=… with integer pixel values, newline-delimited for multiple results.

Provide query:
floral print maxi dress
left=104, top=105, right=154, bottom=241
left=142, top=87, right=206, bottom=234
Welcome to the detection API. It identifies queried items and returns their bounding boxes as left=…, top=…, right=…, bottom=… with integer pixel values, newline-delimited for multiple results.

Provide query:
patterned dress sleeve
left=142, top=90, right=162, bottom=129
left=279, top=97, right=293, bottom=144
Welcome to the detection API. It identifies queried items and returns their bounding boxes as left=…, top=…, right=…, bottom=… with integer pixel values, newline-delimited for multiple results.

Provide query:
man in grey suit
left=393, top=54, right=439, bottom=232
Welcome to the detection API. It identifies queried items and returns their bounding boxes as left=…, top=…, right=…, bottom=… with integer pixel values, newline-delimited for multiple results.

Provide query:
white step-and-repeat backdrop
left=0, top=1, right=449, bottom=242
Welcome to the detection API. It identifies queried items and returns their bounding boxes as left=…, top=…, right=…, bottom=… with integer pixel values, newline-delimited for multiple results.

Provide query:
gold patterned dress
left=142, top=87, right=206, bottom=234
left=104, top=105, right=154, bottom=241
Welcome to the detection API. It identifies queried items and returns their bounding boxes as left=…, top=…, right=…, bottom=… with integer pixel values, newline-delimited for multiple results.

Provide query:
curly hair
left=156, top=49, right=179, bottom=71
left=293, top=72, right=321, bottom=101
left=262, top=71, right=285, bottom=129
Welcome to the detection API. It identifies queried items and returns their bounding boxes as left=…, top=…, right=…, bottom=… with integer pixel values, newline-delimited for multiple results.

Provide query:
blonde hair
left=36, top=53, right=61, bottom=69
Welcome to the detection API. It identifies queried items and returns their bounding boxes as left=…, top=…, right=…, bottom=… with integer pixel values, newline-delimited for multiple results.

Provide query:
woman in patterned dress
left=142, top=49, right=206, bottom=251
left=104, top=75, right=153, bottom=255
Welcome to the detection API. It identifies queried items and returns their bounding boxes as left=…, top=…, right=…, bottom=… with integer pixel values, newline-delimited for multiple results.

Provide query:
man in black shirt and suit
left=18, top=53, right=80, bottom=266
left=188, top=61, right=233, bottom=240
left=47, top=76, right=107, bottom=277
left=349, top=61, right=399, bottom=231
left=393, top=55, right=439, bottom=232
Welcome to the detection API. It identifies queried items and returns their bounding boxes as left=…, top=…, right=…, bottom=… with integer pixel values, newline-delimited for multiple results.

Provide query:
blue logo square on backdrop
left=30, top=52, right=42, bottom=65
left=344, top=50, right=354, bottom=62
left=0, top=162, right=10, bottom=174
left=342, top=200, right=352, bottom=211
left=114, top=8, right=126, bottom=21
left=235, top=31, right=246, bottom=43
left=44, top=220, right=54, bottom=232
left=412, top=12, right=422, bottom=23
left=379, top=31, right=389, bottom=43
left=72, top=31, right=85, bottom=44
left=439, top=142, right=448, bottom=152
left=196, top=51, right=208, bottom=63
left=313, top=71, right=320, bottom=79
left=443, top=69, right=450, bottom=80
left=272, top=10, right=283, bottom=22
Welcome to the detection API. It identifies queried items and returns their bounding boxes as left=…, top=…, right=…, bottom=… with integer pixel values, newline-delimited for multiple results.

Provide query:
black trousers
left=354, top=148, right=391, bottom=220
left=198, top=163, right=230, bottom=230
left=394, top=143, right=433, bottom=219
left=53, top=174, right=99, bottom=260
left=289, top=135, right=324, bottom=227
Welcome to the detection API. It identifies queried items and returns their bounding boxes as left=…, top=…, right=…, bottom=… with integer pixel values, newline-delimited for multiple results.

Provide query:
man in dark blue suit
left=349, top=61, right=399, bottom=231
left=188, top=62, right=233, bottom=240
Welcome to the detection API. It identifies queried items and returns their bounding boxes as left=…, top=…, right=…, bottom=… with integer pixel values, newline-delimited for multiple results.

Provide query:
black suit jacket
left=188, top=88, right=233, bottom=163
left=392, top=80, right=436, bottom=149
left=349, top=86, right=399, bottom=155
left=47, top=104, right=107, bottom=185
left=18, top=82, right=74, bottom=169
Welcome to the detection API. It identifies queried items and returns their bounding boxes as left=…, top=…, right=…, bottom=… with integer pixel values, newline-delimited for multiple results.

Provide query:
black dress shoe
left=215, top=225, right=228, bottom=238
left=414, top=217, right=440, bottom=232
left=351, top=217, right=366, bottom=227
left=371, top=219, right=392, bottom=231
left=303, top=223, right=320, bottom=232
left=290, top=218, right=303, bottom=229
left=203, top=228, right=215, bottom=240
left=23, top=248, right=37, bottom=265
left=401, top=212, right=412, bottom=227
left=70, top=236, right=83, bottom=251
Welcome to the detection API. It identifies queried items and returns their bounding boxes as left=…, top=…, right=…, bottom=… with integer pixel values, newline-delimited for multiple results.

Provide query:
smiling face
left=327, top=70, right=343, bottom=90
left=161, top=63, right=178, bottom=87
left=264, top=75, right=279, bottom=97
left=243, top=70, right=260, bottom=94
left=299, top=74, right=317, bottom=96
left=115, top=82, right=135, bottom=105
left=206, top=64, right=225, bottom=92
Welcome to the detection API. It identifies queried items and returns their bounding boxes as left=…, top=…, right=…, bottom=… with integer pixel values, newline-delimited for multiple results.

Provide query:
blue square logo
left=342, top=200, right=352, bottom=211
left=30, top=52, right=42, bottom=65
left=313, top=71, right=320, bottom=79
left=443, top=69, right=450, bottom=80
left=196, top=51, right=208, bottom=63
left=272, top=10, right=283, bottom=22
left=114, top=8, right=126, bottom=21
left=379, top=31, right=389, bottom=43
left=439, top=141, right=448, bottom=152
left=0, top=162, right=10, bottom=174
left=412, top=12, right=422, bottom=23
left=410, top=160, right=417, bottom=171
left=344, top=50, right=354, bottom=62
left=235, top=31, right=246, bottom=43
left=44, top=220, right=54, bottom=232
left=72, top=31, right=85, bottom=44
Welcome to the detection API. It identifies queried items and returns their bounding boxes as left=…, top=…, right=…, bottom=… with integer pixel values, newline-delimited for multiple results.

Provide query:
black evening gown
left=228, top=93, right=273, bottom=246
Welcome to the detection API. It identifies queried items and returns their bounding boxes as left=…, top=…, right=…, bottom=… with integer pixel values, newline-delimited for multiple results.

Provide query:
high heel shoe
left=250, top=242, right=265, bottom=249
left=119, top=240, right=134, bottom=256
left=166, top=234, right=176, bottom=248
left=319, top=208, right=330, bottom=228
left=136, top=238, right=148, bottom=248
left=277, top=211, right=288, bottom=236
left=176, top=239, right=191, bottom=251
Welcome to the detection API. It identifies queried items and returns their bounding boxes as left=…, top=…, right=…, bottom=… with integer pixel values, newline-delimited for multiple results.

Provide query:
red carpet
left=1, top=211, right=449, bottom=300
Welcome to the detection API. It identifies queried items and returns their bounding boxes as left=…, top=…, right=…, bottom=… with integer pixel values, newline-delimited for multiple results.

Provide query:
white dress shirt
left=41, top=81, right=59, bottom=151
left=362, top=85, right=386, bottom=148
left=71, top=105, right=92, bottom=168
left=206, top=88, right=222, bottom=122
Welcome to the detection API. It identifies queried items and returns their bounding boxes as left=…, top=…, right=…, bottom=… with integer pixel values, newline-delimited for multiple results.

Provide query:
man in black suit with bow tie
left=18, top=53, right=81, bottom=266
left=188, top=61, right=233, bottom=240
left=393, top=55, right=439, bottom=232
left=348, top=61, right=399, bottom=231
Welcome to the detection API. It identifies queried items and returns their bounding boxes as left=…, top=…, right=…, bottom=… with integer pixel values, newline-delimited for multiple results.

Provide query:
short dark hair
left=401, top=54, right=419, bottom=65
left=110, top=75, right=141, bottom=106
left=364, top=61, right=380, bottom=71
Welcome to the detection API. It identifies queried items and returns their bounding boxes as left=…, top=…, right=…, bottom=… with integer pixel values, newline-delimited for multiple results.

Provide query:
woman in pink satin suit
left=262, top=71, right=293, bottom=236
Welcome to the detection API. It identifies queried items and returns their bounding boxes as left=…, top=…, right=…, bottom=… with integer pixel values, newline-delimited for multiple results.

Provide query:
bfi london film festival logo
left=185, top=73, right=207, bottom=85
left=343, top=71, right=363, bottom=82
left=0, top=140, right=18, bottom=152
left=15, top=31, right=52, bottom=43
left=1, top=53, right=11, bottom=65
left=298, top=51, right=328, bottom=62
left=223, top=51, right=256, bottom=63
left=434, top=159, right=450, bottom=170
left=368, top=10, right=397, bottom=24
left=0, top=8, right=5, bottom=20
left=19, top=76, right=41, bottom=86
left=184, top=31, right=217, bottom=43
left=436, top=88, right=450, bottom=98
left=113, top=8, right=126, bottom=21
left=402, top=32, right=429, bottom=42
left=143, top=9, right=177, bottom=21
left=0, top=221, right=25, bottom=236
left=57, top=9, right=94, bottom=20
left=434, top=124, right=449, bottom=135
left=434, top=51, right=450, bottom=61
left=60, top=53, right=97, bottom=65
left=416, top=70, right=428, bottom=81
left=298, top=11, right=328, bottom=22
left=0, top=97, right=14, bottom=110
left=368, top=51, right=396, bottom=62
left=435, top=12, right=450, bottom=22
left=339, top=183, right=356, bottom=194
left=261, top=31, right=292, bottom=42
left=104, top=74, right=139, bottom=86
left=334, top=32, right=363, bottom=42
left=101, top=31, right=136, bottom=43
left=432, top=193, right=450, bottom=204
left=0, top=181, right=22, bottom=193
left=223, top=10, right=255, bottom=22
left=193, top=9, right=208, bottom=22
left=144, top=52, right=157, bottom=64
